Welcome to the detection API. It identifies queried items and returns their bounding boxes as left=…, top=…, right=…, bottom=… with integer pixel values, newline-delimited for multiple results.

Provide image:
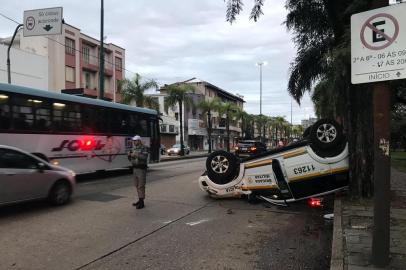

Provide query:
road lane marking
left=186, top=218, right=209, bottom=226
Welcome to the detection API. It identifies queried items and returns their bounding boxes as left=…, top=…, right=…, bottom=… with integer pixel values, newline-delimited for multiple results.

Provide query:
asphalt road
left=0, top=158, right=333, bottom=270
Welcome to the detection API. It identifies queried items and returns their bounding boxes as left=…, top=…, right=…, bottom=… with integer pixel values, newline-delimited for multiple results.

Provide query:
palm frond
left=249, top=0, right=264, bottom=22
left=226, top=0, right=243, bottom=23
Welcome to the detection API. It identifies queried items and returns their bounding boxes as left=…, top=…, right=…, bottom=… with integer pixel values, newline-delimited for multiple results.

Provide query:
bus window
left=34, top=101, right=51, bottom=132
left=12, top=96, right=34, bottom=130
left=0, top=93, right=11, bottom=130
left=53, top=102, right=82, bottom=132
left=110, top=110, right=128, bottom=135
left=128, top=114, right=148, bottom=137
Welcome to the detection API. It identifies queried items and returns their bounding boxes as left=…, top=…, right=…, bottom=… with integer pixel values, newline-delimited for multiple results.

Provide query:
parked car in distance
left=235, top=140, right=267, bottom=157
left=167, top=144, right=190, bottom=156
left=0, top=145, right=76, bottom=206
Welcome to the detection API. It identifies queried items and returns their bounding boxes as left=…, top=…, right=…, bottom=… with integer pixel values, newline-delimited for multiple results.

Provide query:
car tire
left=48, top=180, right=72, bottom=206
left=309, top=119, right=344, bottom=152
left=206, top=150, right=239, bottom=185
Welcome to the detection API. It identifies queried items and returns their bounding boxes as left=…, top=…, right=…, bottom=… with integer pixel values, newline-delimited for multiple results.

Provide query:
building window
left=65, top=66, right=75, bottom=82
left=65, top=38, right=75, bottom=55
left=115, top=57, right=122, bottom=71
left=84, top=72, right=91, bottom=89
left=83, top=46, right=90, bottom=63
left=169, top=125, right=175, bottom=133
left=175, top=112, right=179, bottom=121
left=116, top=80, right=122, bottom=92
left=160, top=124, right=167, bottom=133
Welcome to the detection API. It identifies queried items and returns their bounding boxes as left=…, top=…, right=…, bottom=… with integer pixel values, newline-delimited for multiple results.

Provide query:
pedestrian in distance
left=127, top=135, right=149, bottom=209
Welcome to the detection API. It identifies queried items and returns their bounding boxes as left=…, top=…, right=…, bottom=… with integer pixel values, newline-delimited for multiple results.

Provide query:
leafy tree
left=198, top=97, right=221, bottom=153
left=234, top=108, right=250, bottom=139
left=223, top=0, right=395, bottom=198
left=217, top=101, right=239, bottom=151
left=164, top=83, right=195, bottom=155
left=255, top=114, right=268, bottom=142
left=120, top=73, right=158, bottom=107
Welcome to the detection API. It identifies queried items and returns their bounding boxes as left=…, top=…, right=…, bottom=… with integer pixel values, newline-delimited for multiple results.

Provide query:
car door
left=0, top=148, right=46, bottom=204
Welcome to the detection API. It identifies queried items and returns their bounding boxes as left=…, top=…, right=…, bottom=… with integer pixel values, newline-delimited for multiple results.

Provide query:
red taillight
left=81, top=138, right=95, bottom=150
left=308, top=198, right=323, bottom=207
left=250, top=146, right=257, bottom=151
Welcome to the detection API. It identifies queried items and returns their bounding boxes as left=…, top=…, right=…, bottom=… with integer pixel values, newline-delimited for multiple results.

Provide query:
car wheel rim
left=316, top=123, right=337, bottom=143
left=55, top=185, right=69, bottom=204
left=211, top=155, right=229, bottom=174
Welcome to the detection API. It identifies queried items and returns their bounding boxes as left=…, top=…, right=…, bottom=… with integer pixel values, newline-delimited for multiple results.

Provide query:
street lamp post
left=256, top=61, right=266, bottom=142
left=99, top=0, right=105, bottom=100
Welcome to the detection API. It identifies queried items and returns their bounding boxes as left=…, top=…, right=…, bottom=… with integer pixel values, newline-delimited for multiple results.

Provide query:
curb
left=330, top=196, right=344, bottom=270
left=160, top=154, right=208, bottom=162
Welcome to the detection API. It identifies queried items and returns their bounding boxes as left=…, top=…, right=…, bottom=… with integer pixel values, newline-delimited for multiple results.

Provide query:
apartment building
left=145, top=93, right=180, bottom=149
left=4, top=22, right=125, bottom=101
left=160, top=78, right=245, bottom=151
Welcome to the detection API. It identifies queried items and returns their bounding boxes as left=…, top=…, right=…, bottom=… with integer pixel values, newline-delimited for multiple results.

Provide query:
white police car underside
left=198, top=119, right=349, bottom=206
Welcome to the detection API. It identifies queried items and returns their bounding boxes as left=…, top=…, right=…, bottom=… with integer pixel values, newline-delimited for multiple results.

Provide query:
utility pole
left=99, top=0, right=105, bottom=99
left=370, top=0, right=390, bottom=267
left=7, top=24, right=23, bottom=84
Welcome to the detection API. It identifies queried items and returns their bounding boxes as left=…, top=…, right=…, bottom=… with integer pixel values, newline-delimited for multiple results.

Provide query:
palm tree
left=223, top=0, right=378, bottom=198
left=217, top=101, right=238, bottom=152
left=254, top=114, right=268, bottom=143
left=234, top=108, right=249, bottom=139
left=121, top=73, right=158, bottom=107
left=198, top=97, right=220, bottom=153
left=143, top=96, right=160, bottom=112
left=164, top=83, right=195, bottom=156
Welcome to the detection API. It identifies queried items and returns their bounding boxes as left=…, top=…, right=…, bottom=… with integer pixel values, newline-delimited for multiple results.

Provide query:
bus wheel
left=49, top=180, right=72, bottom=206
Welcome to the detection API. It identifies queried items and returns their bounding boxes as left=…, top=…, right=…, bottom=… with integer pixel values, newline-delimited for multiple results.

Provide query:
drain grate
left=78, top=193, right=124, bottom=202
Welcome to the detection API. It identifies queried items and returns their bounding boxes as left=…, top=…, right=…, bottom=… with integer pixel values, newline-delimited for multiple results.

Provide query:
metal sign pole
left=7, top=24, right=23, bottom=84
left=370, top=0, right=391, bottom=266
left=371, top=82, right=391, bottom=266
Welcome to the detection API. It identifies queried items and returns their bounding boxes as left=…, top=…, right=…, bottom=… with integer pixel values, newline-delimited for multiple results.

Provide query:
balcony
left=104, top=62, right=114, bottom=77
left=82, top=56, right=99, bottom=72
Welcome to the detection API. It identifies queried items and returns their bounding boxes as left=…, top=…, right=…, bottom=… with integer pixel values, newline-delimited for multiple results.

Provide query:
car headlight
left=69, top=170, right=76, bottom=177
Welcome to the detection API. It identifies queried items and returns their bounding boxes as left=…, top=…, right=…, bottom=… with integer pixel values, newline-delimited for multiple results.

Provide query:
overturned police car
left=198, top=119, right=349, bottom=206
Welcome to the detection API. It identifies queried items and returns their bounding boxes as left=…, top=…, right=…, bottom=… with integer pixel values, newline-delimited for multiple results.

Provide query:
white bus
left=0, top=83, right=160, bottom=174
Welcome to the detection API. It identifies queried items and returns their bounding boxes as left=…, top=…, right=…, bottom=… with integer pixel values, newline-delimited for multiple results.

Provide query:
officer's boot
left=136, top=198, right=144, bottom=209
left=132, top=200, right=140, bottom=206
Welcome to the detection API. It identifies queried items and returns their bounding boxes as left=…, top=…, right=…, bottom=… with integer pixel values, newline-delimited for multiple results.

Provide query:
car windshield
left=172, top=144, right=181, bottom=148
left=238, top=141, right=256, bottom=146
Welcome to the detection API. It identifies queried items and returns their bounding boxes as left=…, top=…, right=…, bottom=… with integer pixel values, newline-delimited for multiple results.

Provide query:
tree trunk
left=347, top=84, right=374, bottom=198
left=226, top=114, right=230, bottom=152
left=179, top=100, right=185, bottom=156
left=207, top=109, right=212, bottom=153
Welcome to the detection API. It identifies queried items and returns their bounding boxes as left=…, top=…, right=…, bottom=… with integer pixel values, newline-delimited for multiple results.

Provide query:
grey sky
left=0, top=0, right=316, bottom=124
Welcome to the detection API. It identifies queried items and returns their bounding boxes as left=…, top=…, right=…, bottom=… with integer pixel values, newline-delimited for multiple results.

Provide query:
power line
left=0, top=12, right=162, bottom=83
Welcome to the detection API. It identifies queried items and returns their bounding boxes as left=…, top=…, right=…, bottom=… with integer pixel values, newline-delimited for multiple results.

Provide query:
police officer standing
left=128, top=135, right=148, bottom=209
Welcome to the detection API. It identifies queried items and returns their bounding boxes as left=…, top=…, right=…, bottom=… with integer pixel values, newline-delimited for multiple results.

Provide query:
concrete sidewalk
left=331, top=168, right=406, bottom=269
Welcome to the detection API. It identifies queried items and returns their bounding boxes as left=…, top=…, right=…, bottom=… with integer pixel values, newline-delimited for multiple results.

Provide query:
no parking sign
left=351, top=4, right=406, bottom=84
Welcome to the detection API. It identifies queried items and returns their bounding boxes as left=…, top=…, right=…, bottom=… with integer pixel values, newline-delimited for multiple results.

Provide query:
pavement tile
left=337, top=168, right=406, bottom=270
left=347, top=253, right=370, bottom=266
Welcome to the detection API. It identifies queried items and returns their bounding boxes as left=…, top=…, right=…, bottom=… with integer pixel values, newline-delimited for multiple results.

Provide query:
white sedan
left=199, top=119, right=349, bottom=206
